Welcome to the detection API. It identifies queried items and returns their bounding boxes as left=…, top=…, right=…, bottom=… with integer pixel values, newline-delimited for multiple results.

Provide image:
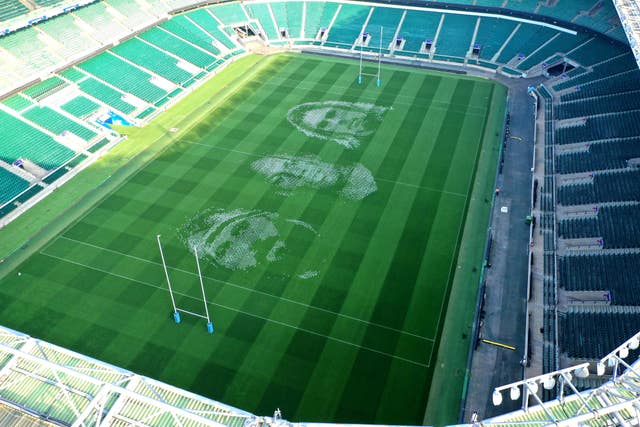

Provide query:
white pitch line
left=39, top=250, right=429, bottom=368
left=53, top=235, right=435, bottom=343
left=180, top=140, right=469, bottom=198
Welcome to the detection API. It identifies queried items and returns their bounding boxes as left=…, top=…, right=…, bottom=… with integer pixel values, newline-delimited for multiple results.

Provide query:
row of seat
left=556, top=111, right=640, bottom=144
left=560, top=310, right=640, bottom=359
left=552, top=53, right=637, bottom=92
left=555, top=90, right=640, bottom=120
left=560, top=69, right=640, bottom=102
left=559, top=252, right=640, bottom=305
left=558, top=204, right=640, bottom=249
left=555, top=138, right=640, bottom=174
left=557, top=170, right=640, bottom=206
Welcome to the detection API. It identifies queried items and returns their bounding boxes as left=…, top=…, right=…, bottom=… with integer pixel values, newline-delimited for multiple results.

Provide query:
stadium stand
left=0, top=109, right=75, bottom=170
left=324, top=3, right=371, bottom=48
left=0, top=5, right=637, bottom=425
left=434, top=13, right=476, bottom=59
left=0, top=1, right=28, bottom=21
left=0, top=167, right=29, bottom=205
left=362, top=6, right=403, bottom=52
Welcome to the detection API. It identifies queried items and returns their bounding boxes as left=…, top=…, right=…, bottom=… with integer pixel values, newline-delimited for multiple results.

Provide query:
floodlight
left=510, top=386, right=520, bottom=400
left=619, top=346, right=629, bottom=359
left=492, top=390, right=503, bottom=406
left=543, top=376, right=556, bottom=389
left=528, top=381, right=538, bottom=394
left=597, top=362, right=605, bottom=376
left=629, top=337, right=639, bottom=350
left=575, top=366, right=589, bottom=378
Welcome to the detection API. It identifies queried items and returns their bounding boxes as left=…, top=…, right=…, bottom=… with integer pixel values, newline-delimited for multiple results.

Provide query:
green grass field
left=0, top=54, right=506, bottom=425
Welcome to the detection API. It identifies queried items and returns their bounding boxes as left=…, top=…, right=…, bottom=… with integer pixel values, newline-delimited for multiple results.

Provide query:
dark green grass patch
left=0, top=54, right=505, bottom=425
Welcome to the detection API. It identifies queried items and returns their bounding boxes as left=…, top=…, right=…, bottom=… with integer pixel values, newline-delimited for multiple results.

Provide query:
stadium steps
left=490, top=22, right=521, bottom=63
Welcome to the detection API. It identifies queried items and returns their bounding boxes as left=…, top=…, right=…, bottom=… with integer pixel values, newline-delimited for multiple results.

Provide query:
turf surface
left=0, top=54, right=505, bottom=424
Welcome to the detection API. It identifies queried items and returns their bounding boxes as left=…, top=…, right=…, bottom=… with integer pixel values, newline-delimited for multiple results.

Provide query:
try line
left=49, top=235, right=436, bottom=343
left=38, top=249, right=430, bottom=368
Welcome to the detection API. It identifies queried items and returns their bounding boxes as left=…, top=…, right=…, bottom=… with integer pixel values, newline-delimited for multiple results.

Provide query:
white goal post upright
left=156, top=235, right=214, bottom=334
left=358, top=26, right=382, bottom=87
left=157, top=234, right=180, bottom=324
left=194, top=246, right=214, bottom=334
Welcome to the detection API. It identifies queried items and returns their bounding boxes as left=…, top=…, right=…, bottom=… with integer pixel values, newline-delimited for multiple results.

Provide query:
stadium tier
left=0, top=0, right=639, bottom=426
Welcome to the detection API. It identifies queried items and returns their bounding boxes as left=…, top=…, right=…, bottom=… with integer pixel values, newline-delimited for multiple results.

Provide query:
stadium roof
left=475, top=331, right=640, bottom=427
left=0, top=325, right=255, bottom=427
left=613, top=0, right=640, bottom=70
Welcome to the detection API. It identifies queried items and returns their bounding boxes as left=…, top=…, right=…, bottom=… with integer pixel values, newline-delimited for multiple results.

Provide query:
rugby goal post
left=358, top=27, right=383, bottom=87
left=157, top=234, right=214, bottom=334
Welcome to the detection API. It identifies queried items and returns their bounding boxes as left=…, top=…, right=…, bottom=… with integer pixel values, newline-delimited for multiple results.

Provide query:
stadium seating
left=36, top=13, right=99, bottom=59
left=556, top=90, right=640, bottom=119
left=304, top=1, right=339, bottom=41
left=0, top=167, right=29, bottom=205
left=558, top=205, right=640, bottom=249
left=208, top=2, right=249, bottom=26
left=557, top=170, right=640, bottom=206
left=103, top=0, right=157, bottom=30
left=362, top=6, right=403, bottom=52
left=186, top=9, right=237, bottom=50
left=496, top=24, right=557, bottom=65
left=60, top=96, right=101, bottom=119
left=72, top=2, right=130, bottom=41
left=245, top=2, right=280, bottom=40
left=77, top=52, right=168, bottom=103
left=76, top=77, right=138, bottom=115
left=22, top=106, right=97, bottom=141
left=560, top=309, right=640, bottom=359
left=517, top=32, right=590, bottom=71
left=160, top=16, right=222, bottom=56
left=556, top=111, right=640, bottom=144
left=111, top=38, right=194, bottom=85
left=0, top=0, right=28, bottom=21
left=2, top=94, right=33, bottom=112
left=434, top=13, right=476, bottom=59
left=473, top=17, right=518, bottom=62
left=138, top=28, right=218, bottom=69
left=556, top=138, right=640, bottom=174
left=324, top=3, right=370, bottom=48
left=559, top=254, right=640, bottom=305
left=395, top=10, right=441, bottom=54
left=0, top=110, right=75, bottom=170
